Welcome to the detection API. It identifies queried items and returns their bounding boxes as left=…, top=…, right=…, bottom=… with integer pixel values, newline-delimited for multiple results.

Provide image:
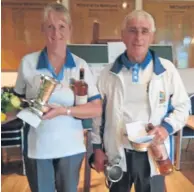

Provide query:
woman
left=14, top=2, right=102, bottom=192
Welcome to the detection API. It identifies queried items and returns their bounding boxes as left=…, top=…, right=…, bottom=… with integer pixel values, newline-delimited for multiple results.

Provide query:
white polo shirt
left=119, top=51, right=154, bottom=149
left=14, top=48, right=101, bottom=159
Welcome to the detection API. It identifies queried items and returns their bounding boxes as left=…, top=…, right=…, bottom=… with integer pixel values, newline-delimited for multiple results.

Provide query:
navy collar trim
left=110, top=49, right=166, bottom=75
left=121, top=50, right=152, bottom=70
left=36, top=47, right=76, bottom=70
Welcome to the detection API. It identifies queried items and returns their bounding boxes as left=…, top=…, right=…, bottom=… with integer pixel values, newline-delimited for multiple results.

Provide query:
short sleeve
left=83, top=61, right=101, bottom=102
left=14, top=58, right=26, bottom=95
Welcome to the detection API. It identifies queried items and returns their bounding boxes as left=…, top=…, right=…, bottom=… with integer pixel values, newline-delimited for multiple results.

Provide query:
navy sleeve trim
left=88, top=94, right=101, bottom=102
left=161, top=121, right=174, bottom=134
left=93, top=144, right=103, bottom=150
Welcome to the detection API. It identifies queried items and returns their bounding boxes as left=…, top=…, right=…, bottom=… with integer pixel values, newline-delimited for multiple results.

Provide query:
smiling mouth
left=51, top=38, right=63, bottom=40
left=133, top=44, right=143, bottom=46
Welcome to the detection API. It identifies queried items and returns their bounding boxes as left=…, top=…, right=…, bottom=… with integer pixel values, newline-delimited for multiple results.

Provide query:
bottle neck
left=80, top=68, right=84, bottom=80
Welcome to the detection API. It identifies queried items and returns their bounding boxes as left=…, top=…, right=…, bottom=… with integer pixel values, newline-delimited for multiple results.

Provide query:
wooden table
left=186, top=115, right=194, bottom=130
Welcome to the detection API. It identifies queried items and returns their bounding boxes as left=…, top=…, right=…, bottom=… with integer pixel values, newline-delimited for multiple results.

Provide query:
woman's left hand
left=42, top=104, right=65, bottom=120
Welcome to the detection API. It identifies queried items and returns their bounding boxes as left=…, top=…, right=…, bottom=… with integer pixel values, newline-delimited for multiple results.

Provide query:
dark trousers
left=110, top=149, right=164, bottom=192
left=23, top=124, right=84, bottom=192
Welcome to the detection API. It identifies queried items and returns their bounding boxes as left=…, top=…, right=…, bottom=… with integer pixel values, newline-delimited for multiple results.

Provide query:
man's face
left=42, top=10, right=71, bottom=50
left=122, top=17, right=154, bottom=61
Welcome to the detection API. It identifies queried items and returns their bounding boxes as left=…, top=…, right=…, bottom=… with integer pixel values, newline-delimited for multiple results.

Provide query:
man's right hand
left=94, top=149, right=107, bottom=173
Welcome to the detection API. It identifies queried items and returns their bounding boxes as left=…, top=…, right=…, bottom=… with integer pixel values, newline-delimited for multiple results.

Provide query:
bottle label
left=75, top=95, right=88, bottom=105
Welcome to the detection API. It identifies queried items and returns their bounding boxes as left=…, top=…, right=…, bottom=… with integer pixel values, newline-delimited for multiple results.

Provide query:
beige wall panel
left=1, top=0, right=56, bottom=71
left=144, top=1, right=194, bottom=68
left=70, top=0, right=135, bottom=43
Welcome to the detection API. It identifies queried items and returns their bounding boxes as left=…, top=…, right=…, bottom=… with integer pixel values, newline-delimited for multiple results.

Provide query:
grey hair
left=43, top=2, right=71, bottom=24
left=122, top=10, right=156, bottom=32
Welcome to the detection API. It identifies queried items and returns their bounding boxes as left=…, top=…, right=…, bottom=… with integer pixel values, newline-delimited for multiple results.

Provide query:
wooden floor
left=2, top=140, right=194, bottom=192
left=2, top=161, right=194, bottom=192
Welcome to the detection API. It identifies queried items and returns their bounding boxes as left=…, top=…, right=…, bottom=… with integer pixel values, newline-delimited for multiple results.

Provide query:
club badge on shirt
left=159, top=91, right=166, bottom=104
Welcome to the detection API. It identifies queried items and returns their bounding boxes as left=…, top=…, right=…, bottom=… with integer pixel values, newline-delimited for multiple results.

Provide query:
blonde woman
left=14, top=3, right=102, bottom=192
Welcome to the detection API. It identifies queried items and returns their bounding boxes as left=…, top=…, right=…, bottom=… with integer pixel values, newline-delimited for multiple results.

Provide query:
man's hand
left=42, top=105, right=65, bottom=120
left=148, top=125, right=169, bottom=143
left=94, top=149, right=107, bottom=173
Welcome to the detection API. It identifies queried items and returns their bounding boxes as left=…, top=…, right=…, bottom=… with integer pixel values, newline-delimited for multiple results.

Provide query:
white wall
left=62, top=0, right=69, bottom=9
left=1, top=72, right=18, bottom=87
left=178, top=69, right=194, bottom=94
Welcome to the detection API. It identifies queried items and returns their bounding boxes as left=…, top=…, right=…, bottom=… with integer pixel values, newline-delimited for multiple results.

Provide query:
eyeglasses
left=126, top=27, right=151, bottom=35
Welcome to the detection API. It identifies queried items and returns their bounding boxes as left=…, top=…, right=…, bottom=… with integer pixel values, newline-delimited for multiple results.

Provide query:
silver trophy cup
left=104, top=158, right=123, bottom=189
left=23, top=74, right=60, bottom=117
left=88, top=153, right=123, bottom=189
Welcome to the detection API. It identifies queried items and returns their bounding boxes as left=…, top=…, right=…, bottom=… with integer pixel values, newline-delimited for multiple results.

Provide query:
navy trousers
left=109, top=149, right=165, bottom=192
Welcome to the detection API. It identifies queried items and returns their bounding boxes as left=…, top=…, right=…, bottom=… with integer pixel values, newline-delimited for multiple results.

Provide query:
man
left=92, top=10, right=190, bottom=192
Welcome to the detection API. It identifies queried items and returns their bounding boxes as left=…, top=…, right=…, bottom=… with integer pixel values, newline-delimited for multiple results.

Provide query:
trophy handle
left=21, top=98, right=35, bottom=106
left=32, top=74, right=46, bottom=84
left=40, top=74, right=46, bottom=81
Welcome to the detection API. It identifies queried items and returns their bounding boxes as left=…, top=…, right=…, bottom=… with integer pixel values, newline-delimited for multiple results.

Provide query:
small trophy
left=22, top=74, right=61, bottom=117
left=17, top=74, right=61, bottom=128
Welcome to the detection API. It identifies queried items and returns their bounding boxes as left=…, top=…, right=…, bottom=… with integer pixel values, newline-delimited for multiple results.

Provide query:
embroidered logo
left=159, top=91, right=166, bottom=103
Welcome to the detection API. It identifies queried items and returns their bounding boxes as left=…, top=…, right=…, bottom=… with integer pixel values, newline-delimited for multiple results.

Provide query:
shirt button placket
left=132, top=64, right=139, bottom=83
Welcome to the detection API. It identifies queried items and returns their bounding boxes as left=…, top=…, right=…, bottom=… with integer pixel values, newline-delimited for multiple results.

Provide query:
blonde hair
left=43, top=2, right=71, bottom=24
left=122, top=10, right=156, bottom=32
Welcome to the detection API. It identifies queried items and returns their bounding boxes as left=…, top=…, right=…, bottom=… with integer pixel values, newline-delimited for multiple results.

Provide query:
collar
left=121, top=50, right=152, bottom=70
left=110, top=49, right=166, bottom=75
left=36, top=47, right=76, bottom=70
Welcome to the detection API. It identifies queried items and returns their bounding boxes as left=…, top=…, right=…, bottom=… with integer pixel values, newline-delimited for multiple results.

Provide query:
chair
left=82, top=119, right=93, bottom=192
left=175, top=93, right=194, bottom=170
left=1, top=118, right=26, bottom=175
left=183, top=93, right=194, bottom=149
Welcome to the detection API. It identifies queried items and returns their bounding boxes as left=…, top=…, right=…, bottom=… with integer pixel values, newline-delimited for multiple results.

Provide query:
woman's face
left=42, top=10, right=71, bottom=51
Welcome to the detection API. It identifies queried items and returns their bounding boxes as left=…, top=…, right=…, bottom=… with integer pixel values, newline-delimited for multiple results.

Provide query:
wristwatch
left=66, top=107, right=72, bottom=116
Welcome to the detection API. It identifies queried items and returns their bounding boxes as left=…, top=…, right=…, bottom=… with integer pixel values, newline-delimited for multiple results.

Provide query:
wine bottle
left=74, top=68, right=88, bottom=105
left=147, top=123, right=173, bottom=175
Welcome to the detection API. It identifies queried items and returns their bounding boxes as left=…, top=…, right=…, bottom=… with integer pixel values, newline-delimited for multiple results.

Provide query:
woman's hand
left=42, top=104, right=66, bottom=120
